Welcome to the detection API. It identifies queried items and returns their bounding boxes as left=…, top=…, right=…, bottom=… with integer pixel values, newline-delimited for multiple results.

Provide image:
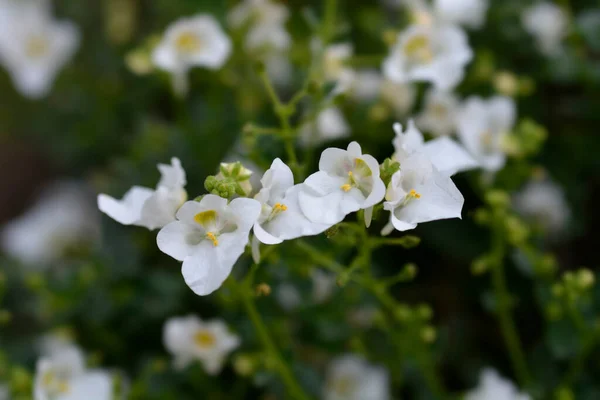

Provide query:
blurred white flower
left=456, top=96, right=516, bottom=172
left=0, top=384, right=8, bottom=400
left=382, top=23, right=472, bottom=90
left=163, top=315, right=240, bottom=374
left=466, top=369, right=531, bottom=400
left=416, top=88, right=460, bottom=136
left=34, top=344, right=113, bottom=400
left=513, top=178, right=570, bottom=235
left=299, top=107, right=351, bottom=147
left=252, top=159, right=330, bottom=262
left=265, top=53, right=293, bottom=87
left=228, top=0, right=290, bottom=51
left=98, top=157, right=187, bottom=231
left=311, top=269, right=336, bottom=304
left=2, top=182, right=99, bottom=266
left=393, top=120, right=478, bottom=176
left=276, top=283, right=302, bottom=311
left=522, top=3, right=568, bottom=57
left=383, top=153, right=464, bottom=233
left=350, top=70, right=416, bottom=117
left=323, top=43, right=354, bottom=84
left=299, top=142, right=386, bottom=225
left=157, top=195, right=261, bottom=296
left=0, top=0, right=79, bottom=99
left=434, top=0, right=489, bottom=29
left=152, top=15, right=231, bottom=95
left=324, top=354, right=390, bottom=400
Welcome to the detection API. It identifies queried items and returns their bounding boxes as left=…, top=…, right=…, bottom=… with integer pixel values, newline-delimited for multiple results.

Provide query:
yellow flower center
left=273, top=203, right=288, bottom=212
left=341, top=183, right=352, bottom=192
left=194, top=210, right=217, bottom=227
left=403, top=34, right=433, bottom=64
left=408, top=189, right=421, bottom=199
left=25, top=35, right=49, bottom=58
left=194, top=330, right=216, bottom=349
left=175, top=32, right=202, bottom=54
left=206, top=232, right=219, bottom=247
left=42, top=371, right=70, bottom=394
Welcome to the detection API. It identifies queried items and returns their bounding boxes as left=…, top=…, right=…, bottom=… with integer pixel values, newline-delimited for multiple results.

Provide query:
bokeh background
left=1, top=0, right=600, bottom=399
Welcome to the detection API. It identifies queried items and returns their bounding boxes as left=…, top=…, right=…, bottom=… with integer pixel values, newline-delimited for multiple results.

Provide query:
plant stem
left=321, top=0, right=338, bottom=43
left=490, top=222, right=532, bottom=388
left=234, top=278, right=311, bottom=400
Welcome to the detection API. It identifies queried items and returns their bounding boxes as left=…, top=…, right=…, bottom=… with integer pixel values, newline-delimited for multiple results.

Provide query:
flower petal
left=253, top=222, right=284, bottom=245
left=303, top=171, right=345, bottom=196
left=423, top=136, right=479, bottom=175
left=157, top=221, right=201, bottom=262
left=97, top=186, right=154, bottom=226
left=228, top=197, right=262, bottom=232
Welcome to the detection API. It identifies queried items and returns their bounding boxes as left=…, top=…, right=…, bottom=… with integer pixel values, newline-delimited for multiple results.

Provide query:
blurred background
left=1, top=0, right=600, bottom=399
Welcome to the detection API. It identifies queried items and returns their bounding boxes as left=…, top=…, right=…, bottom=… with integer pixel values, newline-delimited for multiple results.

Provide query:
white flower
left=349, top=69, right=382, bottom=102
left=252, top=159, right=330, bottom=261
left=466, top=369, right=531, bottom=400
left=382, top=23, right=472, bottom=90
left=456, top=96, right=516, bottom=173
left=379, top=79, right=417, bottom=117
left=522, top=3, right=568, bottom=57
left=163, top=315, right=240, bottom=374
left=416, top=88, right=460, bottom=136
left=434, top=0, right=489, bottom=29
left=299, top=142, right=386, bottom=225
left=0, top=384, right=8, bottom=400
left=0, top=0, right=79, bottom=99
left=324, top=354, right=389, bottom=400
left=34, top=344, right=113, bottom=400
left=156, top=195, right=261, bottom=296
left=1, top=182, right=99, bottom=266
left=228, top=0, right=290, bottom=51
left=311, top=269, right=336, bottom=304
left=98, top=157, right=187, bottom=231
left=513, top=178, right=570, bottom=236
left=152, top=15, right=231, bottom=94
left=299, top=107, right=351, bottom=147
left=322, top=42, right=354, bottom=85
left=276, top=283, right=302, bottom=311
left=393, top=120, right=478, bottom=176
left=383, top=153, right=464, bottom=233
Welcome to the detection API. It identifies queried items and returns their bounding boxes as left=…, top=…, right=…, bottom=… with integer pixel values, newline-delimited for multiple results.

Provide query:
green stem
left=321, top=0, right=338, bottom=43
left=490, top=222, right=532, bottom=388
left=234, top=279, right=311, bottom=400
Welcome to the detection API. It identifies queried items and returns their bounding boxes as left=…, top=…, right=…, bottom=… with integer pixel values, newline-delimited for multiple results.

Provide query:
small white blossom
left=466, top=369, right=531, bottom=400
left=393, top=120, right=478, bottom=176
left=416, top=88, right=460, bottom=136
left=513, top=178, right=570, bottom=236
left=383, top=23, right=472, bottom=90
left=323, top=42, right=354, bottom=85
left=324, top=354, right=390, bottom=400
left=228, top=0, right=290, bottom=51
left=98, top=157, right=187, bottom=231
left=299, top=142, right=386, bottom=225
left=379, top=79, right=417, bottom=117
left=157, top=195, right=261, bottom=296
left=434, top=0, right=489, bottom=29
left=311, top=269, right=336, bottom=304
left=252, top=159, right=330, bottom=262
left=34, top=344, right=113, bottom=400
left=0, top=0, right=79, bottom=99
left=456, top=96, right=516, bottom=173
left=522, top=3, right=568, bottom=57
left=276, top=283, right=302, bottom=311
left=349, top=69, right=382, bottom=103
left=163, top=315, right=240, bottom=374
left=152, top=15, right=231, bottom=95
left=383, top=153, right=464, bottom=233
left=299, top=107, right=351, bottom=147
left=1, top=182, right=99, bottom=266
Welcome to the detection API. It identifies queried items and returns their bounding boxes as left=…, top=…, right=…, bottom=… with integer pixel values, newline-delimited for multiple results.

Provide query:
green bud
left=473, top=208, right=491, bottom=225
left=552, top=283, right=564, bottom=297
left=394, top=304, right=412, bottom=322
left=535, top=254, right=558, bottom=276
left=555, top=387, right=575, bottom=400
left=402, top=263, right=418, bottom=280
left=471, top=256, right=490, bottom=275
left=485, top=190, right=510, bottom=210
left=380, top=158, right=401, bottom=187
left=421, top=325, right=437, bottom=343
left=577, top=269, right=595, bottom=289
left=417, top=304, right=433, bottom=320
left=505, top=216, right=529, bottom=246
left=204, top=176, right=217, bottom=192
left=233, top=354, right=255, bottom=377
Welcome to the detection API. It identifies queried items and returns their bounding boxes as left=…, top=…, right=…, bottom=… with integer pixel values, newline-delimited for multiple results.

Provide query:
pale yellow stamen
left=194, top=330, right=216, bottom=348
left=403, top=34, right=433, bottom=63
left=408, top=189, right=421, bottom=199
left=341, top=184, right=352, bottom=192
left=26, top=35, right=49, bottom=58
left=206, top=232, right=219, bottom=247
left=273, top=203, right=288, bottom=212
left=175, top=32, right=202, bottom=54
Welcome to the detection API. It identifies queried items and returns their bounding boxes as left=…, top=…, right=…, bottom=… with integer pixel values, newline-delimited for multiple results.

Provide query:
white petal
left=364, top=206, right=374, bottom=228
left=58, top=371, right=113, bottom=400
left=259, top=158, right=294, bottom=203
left=318, top=147, right=351, bottom=175
left=346, top=141, right=362, bottom=158
left=253, top=222, right=283, bottom=245
left=251, top=235, right=261, bottom=264
left=228, top=197, right=262, bottom=232
left=303, top=171, right=345, bottom=196
left=299, top=189, right=346, bottom=225
left=181, top=232, right=248, bottom=296
left=391, top=211, right=418, bottom=232
left=139, top=186, right=182, bottom=230
left=97, top=186, right=154, bottom=226
left=157, top=157, right=187, bottom=190
left=176, top=196, right=226, bottom=222
left=423, top=136, right=479, bottom=175
left=163, top=315, right=201, bottom=355
left=157, top=221, right=201, bottom=262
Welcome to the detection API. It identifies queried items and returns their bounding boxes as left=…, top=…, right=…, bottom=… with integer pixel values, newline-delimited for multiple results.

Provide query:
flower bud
left=493, top=71, right=519, bottom=97
left=421, top=326, right=437, bottom=343
left=485, top=190, right=510, bottom=210
left=577, top=269, right=595, bottom=289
